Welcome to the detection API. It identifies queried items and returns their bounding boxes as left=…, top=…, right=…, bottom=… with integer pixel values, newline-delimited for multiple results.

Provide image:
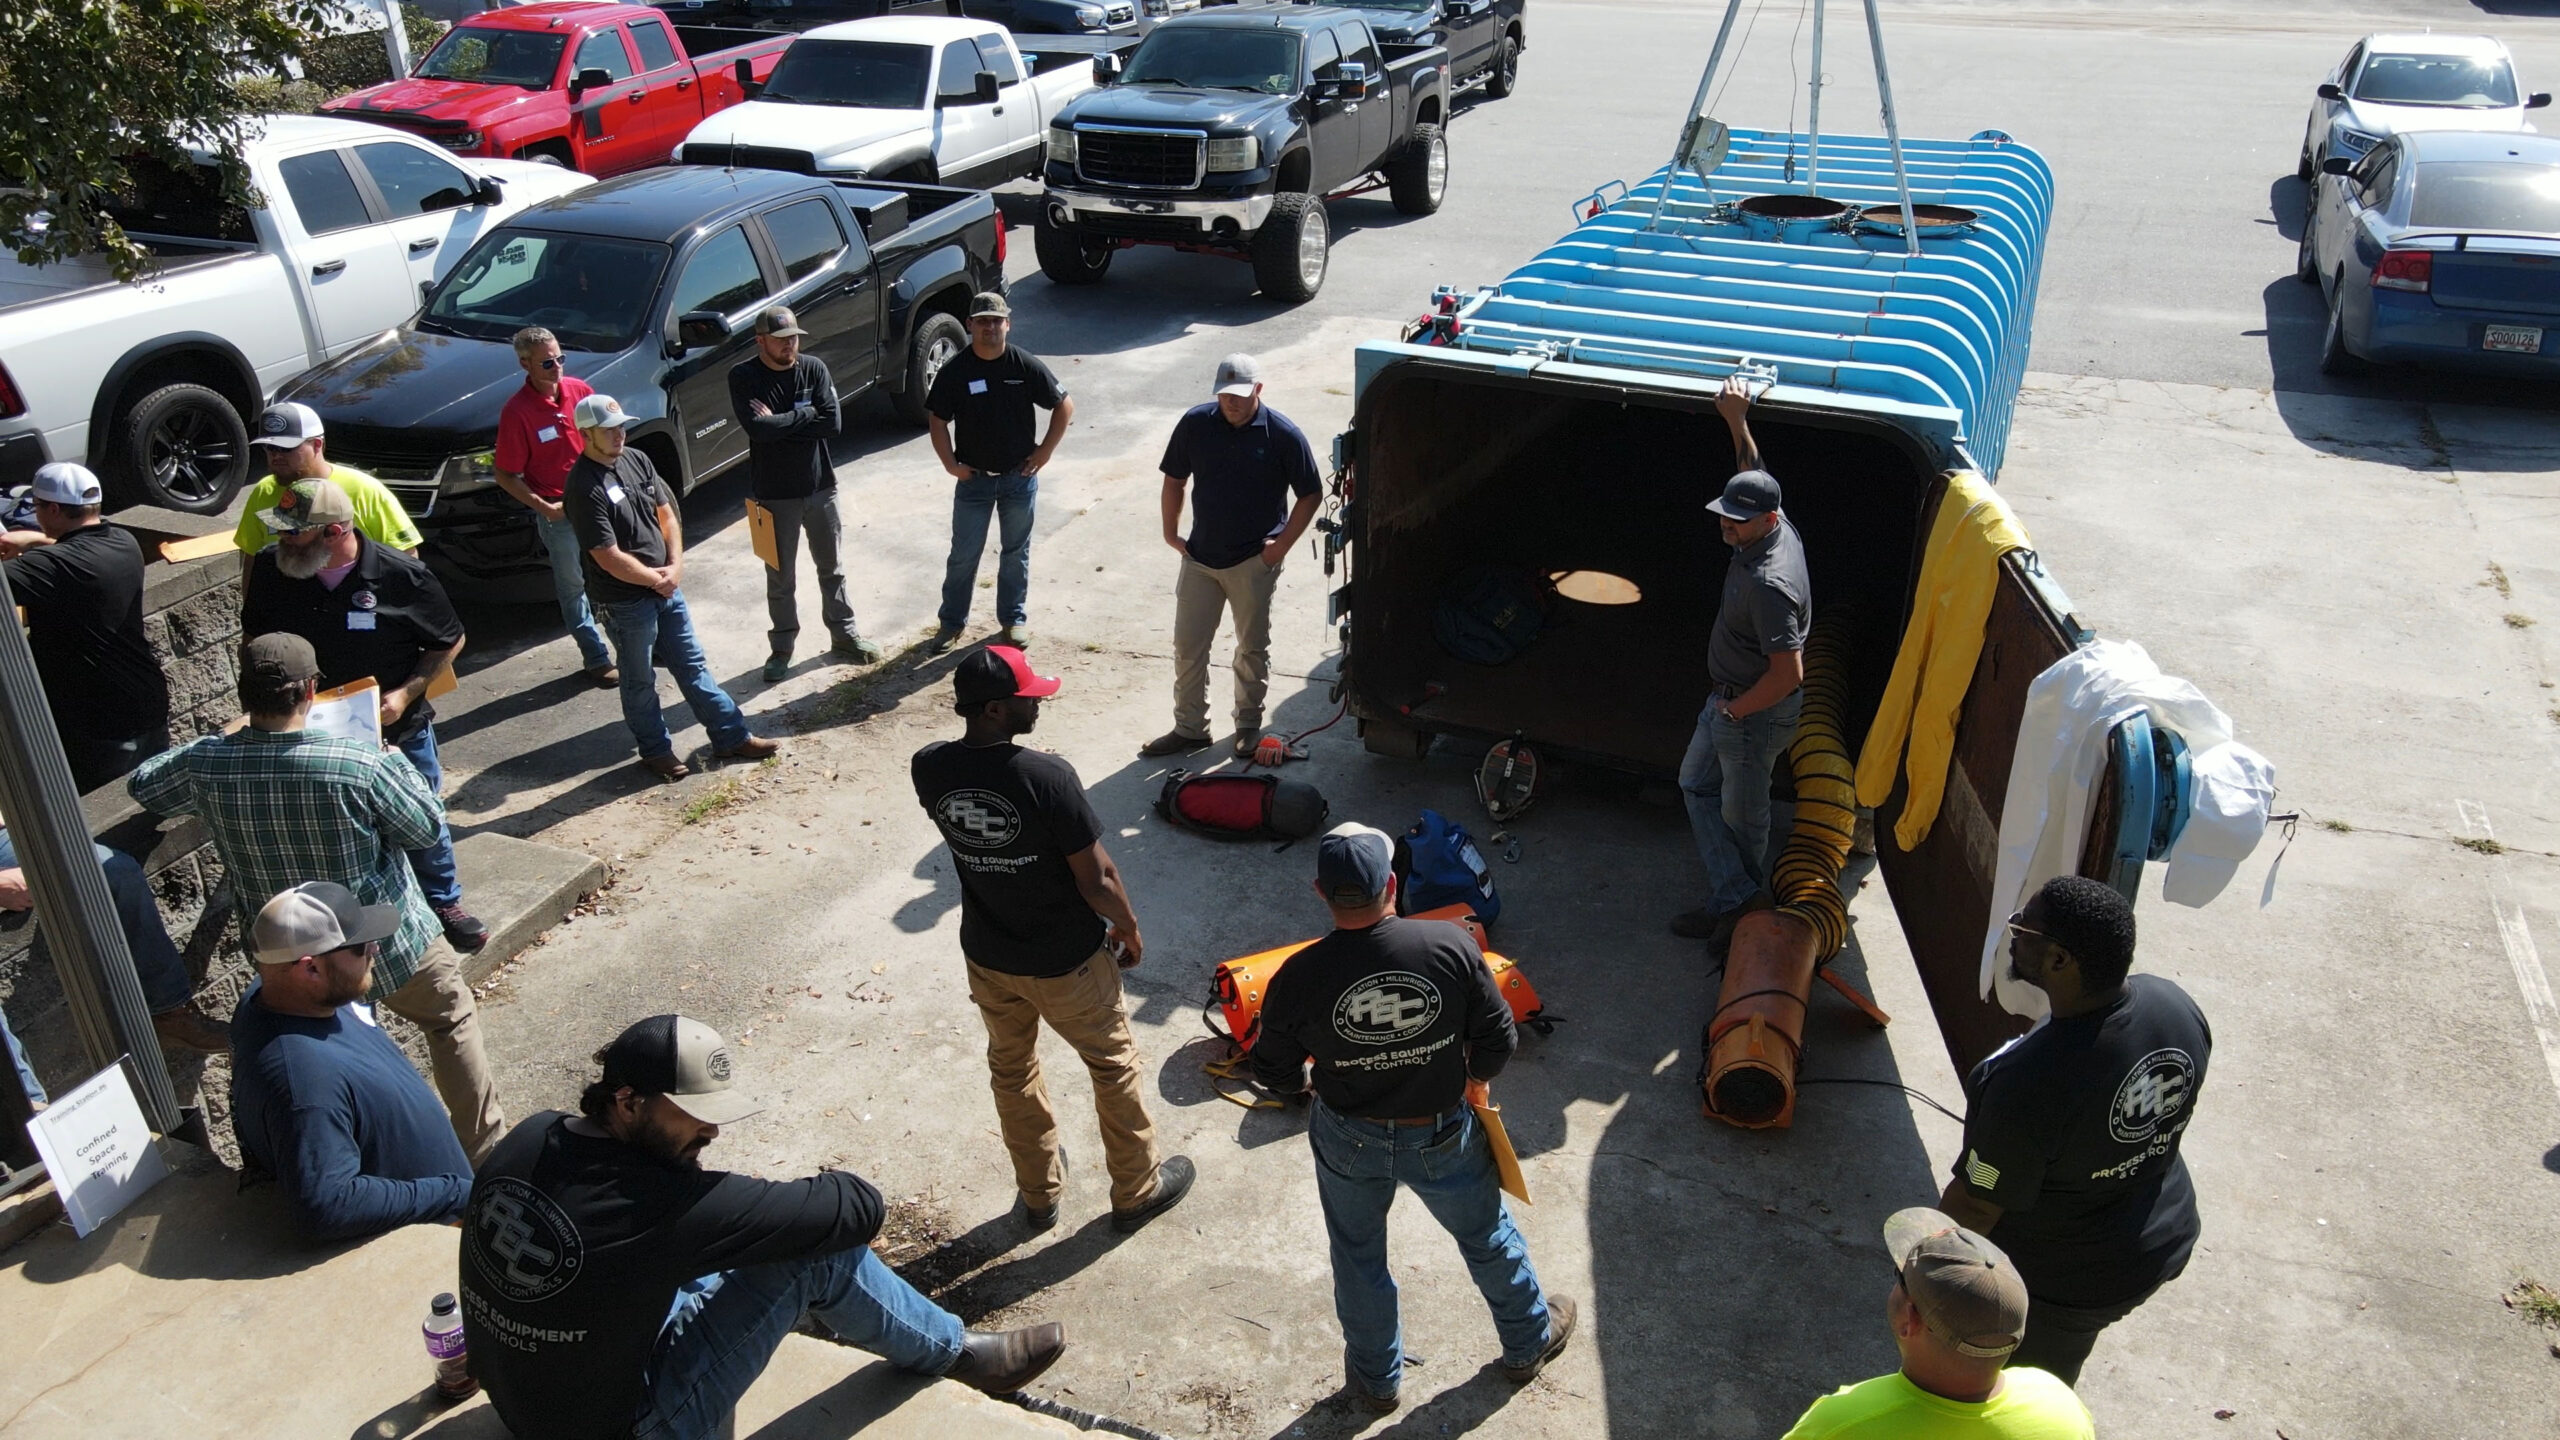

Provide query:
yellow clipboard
left=1473, top=1099, right=1530, bottom=1205
left=744, top=498, right=781, bottom=571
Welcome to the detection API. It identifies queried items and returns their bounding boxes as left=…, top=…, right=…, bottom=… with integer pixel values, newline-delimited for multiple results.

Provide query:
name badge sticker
left=606, top=485, right=627, bottom=503
left=968, top=379, right=989, bottom=395
left=536, top=425, right=559, bottom=443
left=346, top=612, right=378, bottom=631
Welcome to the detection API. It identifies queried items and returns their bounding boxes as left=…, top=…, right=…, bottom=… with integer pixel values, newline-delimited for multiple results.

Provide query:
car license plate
left=2482, top=324, right=2543, bottom=354
left=1111, top=198, right=1175, bottom=214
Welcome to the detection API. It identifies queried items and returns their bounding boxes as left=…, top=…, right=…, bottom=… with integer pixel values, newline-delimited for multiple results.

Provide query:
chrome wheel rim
left=922, top=332, right=960, bottom=392
left=1426, top=135, right=1448, bottom=205
left=1298, top=202, right=1328, bottom=289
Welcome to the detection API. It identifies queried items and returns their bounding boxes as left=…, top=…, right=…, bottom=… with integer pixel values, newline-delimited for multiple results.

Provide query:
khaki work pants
left=377, top=940, right=507, bottom=1166
left=965, top=946, right=1161, bottom=1212
left=1172, top=554, right=1283, bottom=740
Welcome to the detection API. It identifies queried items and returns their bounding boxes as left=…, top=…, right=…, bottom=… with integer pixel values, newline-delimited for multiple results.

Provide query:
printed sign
left=25, top=1061, right=169, bottom=1238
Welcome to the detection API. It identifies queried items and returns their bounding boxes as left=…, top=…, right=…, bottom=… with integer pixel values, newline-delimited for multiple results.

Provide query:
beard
left=275, top=541, right=330, bottom=579
left=637, top=1125, right=710, bottom=1171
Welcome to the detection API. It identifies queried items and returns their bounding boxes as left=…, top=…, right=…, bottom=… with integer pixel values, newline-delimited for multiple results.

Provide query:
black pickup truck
left=1036, top=5, right=1450, bottom=302
left=277, top=165, right=1004, bottom=601
left=1291, top=0, right=1521, bottom=96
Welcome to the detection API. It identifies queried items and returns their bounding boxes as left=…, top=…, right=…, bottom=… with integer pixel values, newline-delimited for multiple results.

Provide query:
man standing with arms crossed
left=1674, top=374, right=1812, bottom=951
left=1142, top=354, right=1321, bottom=761
left=729, top=306, right=880, bottom=682
left=492, top=326, right=617, bottom=688
left=1248, top=823, right=1575, bottom=1413
left=912, top=647, right=1193, bottom=1236
left=567, top=394, right=778, bottom=783
left=923, top=293, right=1073, bottom=655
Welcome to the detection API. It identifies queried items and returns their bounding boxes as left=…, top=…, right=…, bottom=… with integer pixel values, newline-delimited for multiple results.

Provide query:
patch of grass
left=2485, top=562, right=2513, bottom=598
left=2318, top=817, right=2354, bottom=834
left=2457, top=835, right=2506, bottom=856
left=2507, top=1278, right=2560, bottom=1329
left=680, top=775, right=751, bottom=825
left=2507, top=613, right=2537, bottom=630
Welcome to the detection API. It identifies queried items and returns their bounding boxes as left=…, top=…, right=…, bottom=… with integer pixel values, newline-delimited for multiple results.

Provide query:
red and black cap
left=954, top=645, right=1062, bottom=709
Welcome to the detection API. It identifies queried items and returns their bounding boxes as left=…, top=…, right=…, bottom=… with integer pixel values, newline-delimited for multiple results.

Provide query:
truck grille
left=328, top=433, right=450, bottom=518
left=1075, top=128, right=1205, bottom=190
left=680, top=143, right=816, bottom=174
left=1104, top=3, right=1135, bottom=22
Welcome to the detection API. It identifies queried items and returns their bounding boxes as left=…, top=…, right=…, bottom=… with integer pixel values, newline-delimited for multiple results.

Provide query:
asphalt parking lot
left=382, top=2, right=2560, bottom=1436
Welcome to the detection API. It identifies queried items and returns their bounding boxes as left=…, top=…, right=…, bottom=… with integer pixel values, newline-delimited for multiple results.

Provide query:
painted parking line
left=2459, top=799, right=2560, bottom=1112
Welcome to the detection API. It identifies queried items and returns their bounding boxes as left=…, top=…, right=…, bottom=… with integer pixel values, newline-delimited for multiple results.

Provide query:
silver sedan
left=2299, top=32, right=2549, bottom=180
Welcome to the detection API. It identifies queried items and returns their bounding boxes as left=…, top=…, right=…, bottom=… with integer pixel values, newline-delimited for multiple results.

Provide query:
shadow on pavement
left=1261, top=1365, right=1525, bottom=1440
left=11, top=1160, right=342, bottom=1287
left=743, top=1364, right=936, bottom=1439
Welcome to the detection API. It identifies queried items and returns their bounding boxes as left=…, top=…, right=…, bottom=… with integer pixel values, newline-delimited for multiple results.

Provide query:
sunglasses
left=536, top=357, right=562, bottom=370
left=2003, top=911, right=2053, bottom=945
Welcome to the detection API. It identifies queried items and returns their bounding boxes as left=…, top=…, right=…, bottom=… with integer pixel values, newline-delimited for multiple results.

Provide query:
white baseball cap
left=252, top=401, right=326, bottom=449
left=2163, top=741, right=2276, bottom=907
left=8, top=462, right=103, bottom=507
left=251, top=881, right=401, bottom=964
left=1213, top=353, right=1262, bottom=397
left=573, top=393, right=631, bottom=431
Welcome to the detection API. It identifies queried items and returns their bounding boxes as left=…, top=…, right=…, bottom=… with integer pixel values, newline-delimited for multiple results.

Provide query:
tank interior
left=1349, top=365, right=1939, bottom=773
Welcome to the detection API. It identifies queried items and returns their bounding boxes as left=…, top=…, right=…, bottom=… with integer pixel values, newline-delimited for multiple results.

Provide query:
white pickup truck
left=0, top=115, right=590, bottom=514
left=675, top=16, right=1111, bottom=188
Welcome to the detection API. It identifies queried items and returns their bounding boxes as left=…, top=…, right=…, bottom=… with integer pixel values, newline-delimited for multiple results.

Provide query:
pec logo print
left=935, top=789, right=1022, bottom=849
left=1333, top=971, right=1443, bottom=1045
left=465, top=1177, right=585, bottom=1303
left=2108, top=1047, right=2195, bottom=1144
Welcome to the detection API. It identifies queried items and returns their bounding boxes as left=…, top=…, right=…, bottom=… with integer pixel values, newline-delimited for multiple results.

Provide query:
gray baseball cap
left=596, top=1014, right=765, bottom=1126
left=754, top=305, right=807, bottom=338
left=1316, top=822, right=1395, bottom=906
left=1213, top=353, right=1263, bottom=397
left=252, top=881, right=400, bottom=964
left=1706, top=469, right=1782, bottom=521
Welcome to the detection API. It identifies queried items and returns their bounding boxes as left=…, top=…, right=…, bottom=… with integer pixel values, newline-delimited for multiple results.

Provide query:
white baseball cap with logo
left=251, top=880, right=401, bottom=964
left=1213, top=353, right=1263, bottom=397
left=8, top=462, right=104, bottom=507
left=573, top=393, right=632, bottom=431
left=252, top=401, right=327, bottom=449
left=595, top=1014, right=764, bottom=1125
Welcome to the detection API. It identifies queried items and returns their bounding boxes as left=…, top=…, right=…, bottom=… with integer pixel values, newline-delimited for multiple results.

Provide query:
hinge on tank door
left=1329, top=584, right=1354, bottom=623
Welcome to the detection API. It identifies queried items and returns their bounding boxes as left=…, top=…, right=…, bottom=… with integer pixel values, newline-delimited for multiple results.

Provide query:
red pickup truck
left=323, top=1, right=792, bottom=177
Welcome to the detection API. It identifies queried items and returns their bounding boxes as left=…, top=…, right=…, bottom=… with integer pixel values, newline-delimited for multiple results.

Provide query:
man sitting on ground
left=1781, top=1208, right=2094, bottom=1439
left=462, top=1014, right=1066, bottom=1440
left=232, top=882, right=474, bottom=1242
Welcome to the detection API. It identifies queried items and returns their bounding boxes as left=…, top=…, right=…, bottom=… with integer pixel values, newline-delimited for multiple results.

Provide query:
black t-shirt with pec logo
left=460, top=1113, right=885, bottom=1440
left=910, top=739, right=1104, bottom=977
left=1955, top=974, right=2214, bottom=1307
left=1247, top=915, right=1516, bottom=1119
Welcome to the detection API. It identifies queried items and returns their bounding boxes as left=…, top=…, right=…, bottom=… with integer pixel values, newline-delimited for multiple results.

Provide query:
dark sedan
left=2299, top=129, right=2560, bottom=376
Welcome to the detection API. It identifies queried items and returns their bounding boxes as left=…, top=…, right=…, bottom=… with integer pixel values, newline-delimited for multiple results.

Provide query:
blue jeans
left=937, top=472, right=1037, bottom=630
left=1677, top=690, right=1803, bottom=915
left=1309, top=1100, right=1552, bottom=1398
left=596, top=591, right=751, bottom=760
left=394, top=723, right=463, bottom=910
left=0, top=832, right=195, bottom=1105
left=535, top=512, right=612, bottom=670
left=631, top=1246, right=965, bottom=1440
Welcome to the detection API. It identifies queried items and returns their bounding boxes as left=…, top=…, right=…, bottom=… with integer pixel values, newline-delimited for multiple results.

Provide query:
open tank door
left=1871, top=519, right=2092, bottom=1077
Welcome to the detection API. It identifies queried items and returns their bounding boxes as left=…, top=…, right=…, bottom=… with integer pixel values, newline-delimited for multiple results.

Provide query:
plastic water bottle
left=423, top=1292, right=476, bottom=1401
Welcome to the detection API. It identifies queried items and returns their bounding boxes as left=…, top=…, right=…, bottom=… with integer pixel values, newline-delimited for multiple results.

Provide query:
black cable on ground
left=1006, top=1392, right=1183, bottom=1439
left=1793, top=1076, right=1966, bottom=1125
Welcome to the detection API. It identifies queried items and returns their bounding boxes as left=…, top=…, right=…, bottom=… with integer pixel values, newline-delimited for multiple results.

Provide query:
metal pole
left=0, top=566, right=179, bottom=1132
left=379, top=0, right=413, bottom=79
left=1647, top=0, right=1750, bottom=227
left=1861, top=0, right=1922, bottom=257
left=1806, top=0, right=1826, bottom=191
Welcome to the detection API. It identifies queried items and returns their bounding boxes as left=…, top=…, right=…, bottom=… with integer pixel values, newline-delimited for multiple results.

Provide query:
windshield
left=415, top=27, right=570, bottom=88
left=1123, top=30, right=1302, bottom=94
left=2353, top=52, right=2519, bottom=108
left=421, top=230, right=669, bottom=352
left=2411, top=162, right=2560, bottom=232
left=759, top=40, right=933, bottom=107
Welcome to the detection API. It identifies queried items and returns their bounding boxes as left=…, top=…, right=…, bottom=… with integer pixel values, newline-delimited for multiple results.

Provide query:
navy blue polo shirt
left=1158, top=401, right=1321, bottom=569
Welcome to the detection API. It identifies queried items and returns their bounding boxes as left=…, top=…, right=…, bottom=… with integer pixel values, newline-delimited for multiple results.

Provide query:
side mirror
left=2321, top=156, right=2352, bottom=176
left=2530, top=92, right=2553, bottom=110
left=676, top=309, right=730, bottom=351
left=472, top=175, right=504, bottom=207
left=568, top=66, right=615, bottom=100
left=975, top=70, right=1001, bottom=103
left=2316, top=83, right=2343, bottom=101
left=1092, top=52, right=1121, bottom=84
left=1332, top=61, right=1370, bottom=99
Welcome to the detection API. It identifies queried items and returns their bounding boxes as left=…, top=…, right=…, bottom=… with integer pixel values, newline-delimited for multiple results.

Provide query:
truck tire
left=1485, top=34, right=1519, bottom=99
left=1251, top=193, right=1329, bottom=304
left=1387, top=125, right=1448, bottom=216
left=894, top=311, right=967, bottom=428
left=1359, top=716, right=1433, bottom=760
left=114, top=382, right=250, bottom=515
left=1035, top=210, right=1113, bottom=285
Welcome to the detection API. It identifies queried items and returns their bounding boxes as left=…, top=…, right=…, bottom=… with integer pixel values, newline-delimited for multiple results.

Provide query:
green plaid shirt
left=127, top=727, right=446, bottom=998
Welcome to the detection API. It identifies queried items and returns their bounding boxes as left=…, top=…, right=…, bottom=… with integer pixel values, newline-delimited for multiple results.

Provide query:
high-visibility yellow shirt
left=233, top=465, right=424, bottom=555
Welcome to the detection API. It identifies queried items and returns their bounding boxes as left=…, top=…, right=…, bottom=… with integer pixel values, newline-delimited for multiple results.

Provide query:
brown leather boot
left=943, top=1323, right=1066, bottom=1394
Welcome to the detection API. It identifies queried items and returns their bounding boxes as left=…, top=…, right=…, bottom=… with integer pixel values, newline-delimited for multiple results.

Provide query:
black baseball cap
left=1706, top=469, right=1783, bottom=521
left=595, top=1014, right=764, bottom=1125
left=954, top=645, right=1062, bottom=709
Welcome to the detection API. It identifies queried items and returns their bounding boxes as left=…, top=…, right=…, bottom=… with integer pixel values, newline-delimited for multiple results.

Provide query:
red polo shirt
left=493, top=374, right=595, bottom=502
